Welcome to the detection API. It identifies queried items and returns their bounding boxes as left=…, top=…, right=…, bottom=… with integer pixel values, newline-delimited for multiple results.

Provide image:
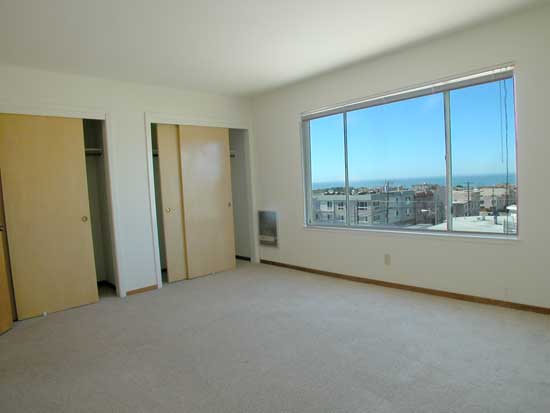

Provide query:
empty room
left=0, top=1, right=549, bottom=412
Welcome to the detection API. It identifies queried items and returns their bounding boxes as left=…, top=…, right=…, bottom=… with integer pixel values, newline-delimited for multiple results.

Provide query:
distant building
left=414, top=188, right=446, bottom=225
left=452, top=188, right=481, bottom=217
left=312, top=190, right=416, bottom=226
left=314, top=196, right=347, bottom=224
left=479, top=186, right=517, bottom=212
left=352, top=190, right=415, bottom=226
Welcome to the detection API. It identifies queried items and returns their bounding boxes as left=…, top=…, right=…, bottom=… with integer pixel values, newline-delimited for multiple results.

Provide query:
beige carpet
left=1, top=262, right=549, bottom=412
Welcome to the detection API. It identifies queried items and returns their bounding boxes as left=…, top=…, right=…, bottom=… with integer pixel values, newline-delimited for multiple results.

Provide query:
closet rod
left=85, top=148, right=103, bottom=156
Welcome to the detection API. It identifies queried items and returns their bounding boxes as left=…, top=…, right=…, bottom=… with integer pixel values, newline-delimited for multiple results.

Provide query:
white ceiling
left=0, top=0, right=542, bottom=96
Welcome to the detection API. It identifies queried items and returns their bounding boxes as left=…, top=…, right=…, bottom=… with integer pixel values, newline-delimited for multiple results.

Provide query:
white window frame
left=301, top=65, right=518, bottom=238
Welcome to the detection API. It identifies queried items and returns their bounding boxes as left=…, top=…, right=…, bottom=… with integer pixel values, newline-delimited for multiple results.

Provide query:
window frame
left=301, top=65, right=519, bottom=238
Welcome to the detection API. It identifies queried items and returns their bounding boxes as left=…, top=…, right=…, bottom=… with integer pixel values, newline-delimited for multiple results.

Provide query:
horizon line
left=313, top=172, right=517, bottom=184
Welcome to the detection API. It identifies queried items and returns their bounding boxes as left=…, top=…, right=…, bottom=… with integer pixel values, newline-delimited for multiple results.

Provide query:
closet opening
left=150, top=124, right=169, bottom=284
left=229, top=129, right=253, bottom=261
left=83, top=119, right=117, bottom=298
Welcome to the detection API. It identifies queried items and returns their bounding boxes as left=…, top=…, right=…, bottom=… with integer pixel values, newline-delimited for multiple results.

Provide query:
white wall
left=230, top=129, right=252, bottom=258
left=0, top=64, right=252, bottom=295
left=251, top=5, right=550, bottom=308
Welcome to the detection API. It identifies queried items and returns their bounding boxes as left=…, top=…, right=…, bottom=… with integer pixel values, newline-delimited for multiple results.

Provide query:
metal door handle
left=165, top=207, right=172, bottom=213
left=81, top=216, right=88, bottom=222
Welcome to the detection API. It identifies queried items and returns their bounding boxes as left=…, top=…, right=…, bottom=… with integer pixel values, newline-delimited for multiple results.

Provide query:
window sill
left=303, top=224, right=519, bottom=243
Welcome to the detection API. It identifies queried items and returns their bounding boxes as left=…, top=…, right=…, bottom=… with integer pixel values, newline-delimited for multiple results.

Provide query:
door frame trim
left=144, top=112, right=259, bottom=289
left=0, top=103, right=124, bottom=297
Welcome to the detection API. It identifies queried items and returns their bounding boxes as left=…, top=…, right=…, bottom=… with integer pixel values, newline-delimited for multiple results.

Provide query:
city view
left=311, top=175, right=517, bottom=234
left=308, top=77, right=517, bottom=234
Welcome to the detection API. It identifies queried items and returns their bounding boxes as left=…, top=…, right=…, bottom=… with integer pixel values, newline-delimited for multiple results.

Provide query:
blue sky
left=309, top=78, right=516, bottom=185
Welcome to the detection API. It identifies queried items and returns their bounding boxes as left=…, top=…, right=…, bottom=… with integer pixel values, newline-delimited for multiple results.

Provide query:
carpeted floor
left=1, top=261, right=549, bottom=412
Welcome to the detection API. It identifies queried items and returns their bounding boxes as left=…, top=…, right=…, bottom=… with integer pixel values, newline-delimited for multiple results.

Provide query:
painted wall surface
left=230, top=129, right=252, bottom=258
left=251, top=5, right=550, bottom=307
left=0, top=64, right=251, bottom=294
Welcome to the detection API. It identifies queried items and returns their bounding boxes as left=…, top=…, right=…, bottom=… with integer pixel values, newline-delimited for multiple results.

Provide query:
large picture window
left=302, top=67, right=518, bottom=236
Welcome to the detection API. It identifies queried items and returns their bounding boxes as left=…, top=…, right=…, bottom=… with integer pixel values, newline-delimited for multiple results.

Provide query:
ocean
left=312, top=174, right=517, bottom=190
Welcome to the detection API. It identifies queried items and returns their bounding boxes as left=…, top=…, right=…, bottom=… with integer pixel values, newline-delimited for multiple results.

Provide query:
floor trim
left=260, top=259, right=550, bottom=315
left=236, top=255, right=251, bottom=262
left=126, top=284, right=157, bottom=296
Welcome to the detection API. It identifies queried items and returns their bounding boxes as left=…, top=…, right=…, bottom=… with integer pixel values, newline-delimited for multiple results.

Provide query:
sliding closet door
left=0, top=114, right=98, bottom=319
left=0, top=232, right=13, bottom=334
left=156, top=124, right=187, bottom=282
left=0, top=176, right=15, bottom=332
left=179, top=125, right=235, bottom=278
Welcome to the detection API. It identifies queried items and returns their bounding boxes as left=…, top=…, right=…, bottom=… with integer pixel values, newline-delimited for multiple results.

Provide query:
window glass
left=450, top=78, right=517, bottom=234
left=347, top=94, right=447, bottom=230
left=309, top=114, right=346, bottom=225
left=303, top=72, right=518, bottom=237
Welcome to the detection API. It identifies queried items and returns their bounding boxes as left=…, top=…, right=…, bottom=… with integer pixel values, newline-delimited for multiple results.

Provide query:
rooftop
left=430, top=215, right=516, bottom=234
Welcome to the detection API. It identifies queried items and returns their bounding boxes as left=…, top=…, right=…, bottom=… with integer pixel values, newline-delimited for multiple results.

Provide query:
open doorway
left=150, top=124, right=168, bottom=284
left=83, top=119, right=118, bottom=298
left=229, top=129, right=253, bottom=261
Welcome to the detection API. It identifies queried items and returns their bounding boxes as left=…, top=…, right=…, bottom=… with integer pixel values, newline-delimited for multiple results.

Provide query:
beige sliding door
left=156, top=124, right=187, bottom=282
left=179, top=125, right=235, bottom=278
left=0, top=232, right=13, bottom=334
left=0, top=114, right=98, bottom=320
left=0, top=176, right=15, bottom=333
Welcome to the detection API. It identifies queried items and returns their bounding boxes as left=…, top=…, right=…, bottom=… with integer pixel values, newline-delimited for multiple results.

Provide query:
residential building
left=312, top=190, right=416, bottom=226
left=452, top=188, right=481, bottom=217
left=479, top=186, right=517, bottom=212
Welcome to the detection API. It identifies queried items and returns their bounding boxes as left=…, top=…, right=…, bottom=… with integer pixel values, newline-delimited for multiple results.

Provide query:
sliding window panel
left=449, top=78, right=517, bottom=235
left=307, top=114, right=347, bottom=226
left=346, top=94, right=447, bottom=230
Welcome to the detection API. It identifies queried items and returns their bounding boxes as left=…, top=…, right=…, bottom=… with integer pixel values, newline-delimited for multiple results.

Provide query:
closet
left=0, top=114, right=115, bottom=321
left=229, top=129, right=253, bottom=260
left=152, top=123, right=236, bottom=282
left=84, top=120, right=116, bottom=293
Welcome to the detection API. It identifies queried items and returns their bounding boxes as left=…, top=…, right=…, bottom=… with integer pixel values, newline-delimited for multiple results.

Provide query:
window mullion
left=302, top=120, right=313, bottom=225
left=343, top=112, right=350, bottom=227
left=444, top=91, right=453, bottom=232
